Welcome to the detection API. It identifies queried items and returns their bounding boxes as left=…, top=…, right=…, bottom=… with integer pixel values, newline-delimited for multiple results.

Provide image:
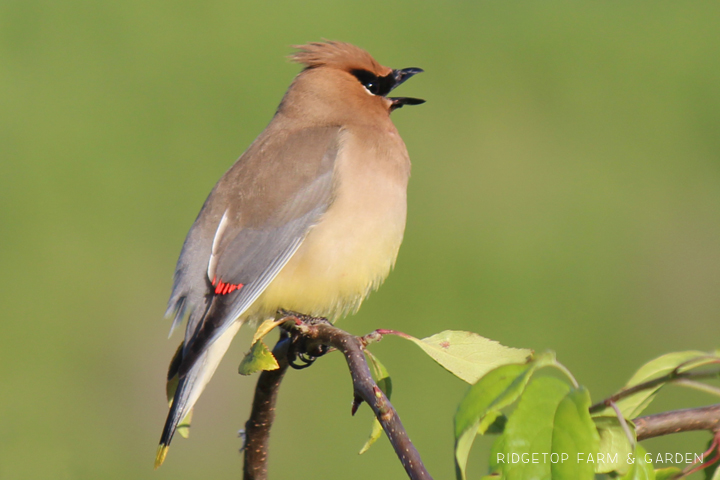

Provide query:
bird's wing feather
left=169, top=124, right=342, bottom=366
left=158, top=125, right=342, bottom=454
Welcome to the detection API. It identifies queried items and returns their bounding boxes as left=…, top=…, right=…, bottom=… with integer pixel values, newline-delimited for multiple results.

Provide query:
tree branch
left=242, top=316, right=433, bottom=480
left=634, top=404, right=720, bottom=441
left=291, top=318, right=433, bottom=480
left=243, top=333, right=290, bottom=480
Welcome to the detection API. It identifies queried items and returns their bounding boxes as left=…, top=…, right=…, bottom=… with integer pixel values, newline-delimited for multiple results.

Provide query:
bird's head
left=280, top=41, right=424, bottom=122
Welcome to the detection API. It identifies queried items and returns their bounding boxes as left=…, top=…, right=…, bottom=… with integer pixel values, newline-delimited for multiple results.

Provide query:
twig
left=589, top=369, right=720, bottom=413
left=243, top=333, right=290, bottom=480
left=633, top=404, right=720, bottom=441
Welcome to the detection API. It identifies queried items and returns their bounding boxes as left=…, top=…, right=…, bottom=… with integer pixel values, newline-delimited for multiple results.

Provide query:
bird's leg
left=278, top=310, right=332, bottom=370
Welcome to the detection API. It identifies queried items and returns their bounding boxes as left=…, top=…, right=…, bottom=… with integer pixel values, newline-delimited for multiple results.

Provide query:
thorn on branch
left=351, top=395, right=363, bottom=416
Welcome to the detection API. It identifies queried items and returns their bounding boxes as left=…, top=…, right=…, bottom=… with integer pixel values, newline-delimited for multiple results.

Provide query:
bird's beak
left=390, top=68, right=424, bottom=91
left=388, top=67, right=425, bottom=110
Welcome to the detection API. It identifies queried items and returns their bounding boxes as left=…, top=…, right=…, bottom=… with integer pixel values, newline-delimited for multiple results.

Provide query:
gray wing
left=166, top=125, right=341, bottom=365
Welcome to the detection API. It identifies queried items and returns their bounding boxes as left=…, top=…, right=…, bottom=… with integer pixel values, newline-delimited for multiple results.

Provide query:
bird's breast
left=252, top=127, right=410, bottom=320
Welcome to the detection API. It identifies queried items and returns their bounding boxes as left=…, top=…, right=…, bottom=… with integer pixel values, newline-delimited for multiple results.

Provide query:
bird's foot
left=288, top=341, right=330, bottom=370
left=278, top=310, right=332, bottom=370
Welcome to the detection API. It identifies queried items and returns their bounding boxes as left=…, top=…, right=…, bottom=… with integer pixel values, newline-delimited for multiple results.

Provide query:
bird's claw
left=288, top=344, right=330, bottom=370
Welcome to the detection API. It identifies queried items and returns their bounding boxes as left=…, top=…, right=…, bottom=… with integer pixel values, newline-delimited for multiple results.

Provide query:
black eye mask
left=351, top=69, right=396, bottom=96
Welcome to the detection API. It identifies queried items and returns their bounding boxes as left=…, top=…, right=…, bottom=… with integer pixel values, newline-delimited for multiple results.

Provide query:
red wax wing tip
left=213, top=279, right=244, bottom=295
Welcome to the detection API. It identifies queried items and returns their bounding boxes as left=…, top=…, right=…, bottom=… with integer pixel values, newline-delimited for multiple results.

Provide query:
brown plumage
left=290, top=41, right=389, bottom=73
left=155, top=41, right=424, bottom=467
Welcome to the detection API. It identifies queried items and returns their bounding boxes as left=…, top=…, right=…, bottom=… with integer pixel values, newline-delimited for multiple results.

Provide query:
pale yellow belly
left=250, top=141, right=408, bottom=321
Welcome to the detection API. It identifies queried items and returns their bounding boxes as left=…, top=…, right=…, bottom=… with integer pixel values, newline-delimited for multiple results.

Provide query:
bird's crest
left=290, top=41, right=388, bottom=75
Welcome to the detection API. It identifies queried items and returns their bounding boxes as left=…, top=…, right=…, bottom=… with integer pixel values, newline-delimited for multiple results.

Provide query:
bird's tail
left=155, top=320, right=243, bottom=468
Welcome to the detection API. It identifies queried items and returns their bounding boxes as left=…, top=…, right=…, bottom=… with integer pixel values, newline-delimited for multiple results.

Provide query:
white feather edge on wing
left=167, top=209, right=232, bottom=339
left=207, top=209, right=231, bottom=282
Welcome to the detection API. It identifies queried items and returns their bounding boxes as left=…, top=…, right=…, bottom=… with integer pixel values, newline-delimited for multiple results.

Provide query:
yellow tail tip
left=154, top=445, right=169, bottom=469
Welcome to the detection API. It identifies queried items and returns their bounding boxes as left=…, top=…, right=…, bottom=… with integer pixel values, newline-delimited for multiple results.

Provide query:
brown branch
left=291, top=319, right=433, bottom=480
left=589, top=369, right=720, bottom=414
left=634, top=404, right=720, bottom=441
left=588, top=361, right=720, bottom=443
left=243, top=333, right=290, bottom=480
left=242, top=318, right=432, bottom=480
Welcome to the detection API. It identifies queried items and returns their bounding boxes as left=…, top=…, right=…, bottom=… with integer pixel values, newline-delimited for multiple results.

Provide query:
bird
left=155, top=41, right=424, bottom=468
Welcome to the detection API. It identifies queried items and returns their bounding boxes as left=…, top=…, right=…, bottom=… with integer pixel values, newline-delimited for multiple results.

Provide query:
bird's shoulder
left=205, top=123, right=341, bottom=223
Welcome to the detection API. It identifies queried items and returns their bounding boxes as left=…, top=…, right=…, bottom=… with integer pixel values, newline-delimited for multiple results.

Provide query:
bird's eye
left=351, top=69, right=397, bottom=97
left=351, top=69, right=380, bottom=95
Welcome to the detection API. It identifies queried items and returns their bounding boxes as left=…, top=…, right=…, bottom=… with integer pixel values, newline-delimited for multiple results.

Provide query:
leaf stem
left=374, top=329, right=414, bottom=340
left=551, top=360, right=579, bottom=388
left=674, top=379, right=720, bottom=398
left=609, top=401, right=636, bottom=448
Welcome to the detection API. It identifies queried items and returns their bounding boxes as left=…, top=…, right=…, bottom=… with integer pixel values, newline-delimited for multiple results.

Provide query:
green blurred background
left=2, top=1, right=719, bottom=479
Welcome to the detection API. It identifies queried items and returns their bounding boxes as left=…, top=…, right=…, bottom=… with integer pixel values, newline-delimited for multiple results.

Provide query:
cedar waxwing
left=156, top=41, right=424, bottom=467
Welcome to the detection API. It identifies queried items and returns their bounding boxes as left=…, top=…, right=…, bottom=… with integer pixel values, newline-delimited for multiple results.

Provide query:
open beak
left=388, top=67, right=425, bottom=111
left=391, top=68, right=424, bottom=91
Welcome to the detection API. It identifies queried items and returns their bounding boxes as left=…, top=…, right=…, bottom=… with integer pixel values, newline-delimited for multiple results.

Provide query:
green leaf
left=676, top=354, right=720, bottom=373
left=595, top=350, right=708, bottom=418
left=550, top=387, right=600, bottom=480
left=654, top=466, right=682, bottom=480
left=455, top=351, right=555, bottom=478
left=593, top=416, right=636, bottom=474
left=359, top=421, right=384, bottom=456
left=238, top=340, right=279, bottom=375
left=485, top=414, right=507, bottom=435
left=404, top=330, right=532, bottom=384
left=455, top=363, right=534, bottom=480
left=489, top=376, right=571, bottom=480
left=454, top=362, right=534, bottom=438
left=366, top=350, right=392, bottom=399
left=176, top=409, right=193, bottom=439
left=454, top=351, right=555, bottom=480
left=619, top=444, right=655, bottom=480
left=359, top=351, right=392, bottom=454
left=250, top=317, right=285, bottom=345
left=709, top=464, right=720, bottom=480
